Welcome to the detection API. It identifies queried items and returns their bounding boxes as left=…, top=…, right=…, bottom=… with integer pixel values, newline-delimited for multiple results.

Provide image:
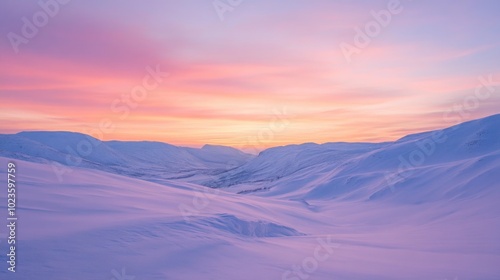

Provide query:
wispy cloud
left=1, top=0, right=499, bottom=148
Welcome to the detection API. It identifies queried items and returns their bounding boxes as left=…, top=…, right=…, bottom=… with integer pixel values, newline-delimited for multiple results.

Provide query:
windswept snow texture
left=0, top=114, right=500, bottom=279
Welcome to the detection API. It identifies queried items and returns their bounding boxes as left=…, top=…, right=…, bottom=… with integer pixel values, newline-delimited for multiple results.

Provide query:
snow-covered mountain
left=206, top=115, right=500, bottom=201
left=0, top=114, right=499, bottom=279
left=0, top=131, right=252, bottom=184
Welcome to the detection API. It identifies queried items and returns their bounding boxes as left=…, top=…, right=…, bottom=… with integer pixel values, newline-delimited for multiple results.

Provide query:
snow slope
left=0, top=131, right=253, bottom=184
left=209, top=114, right=500, bottom=202
left=0, top=157, right=499, bottom=279
left=0, top=114, right=499, bottom=279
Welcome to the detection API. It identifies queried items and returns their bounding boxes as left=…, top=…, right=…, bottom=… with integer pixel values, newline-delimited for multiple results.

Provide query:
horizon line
left=2, top=113, right=498, bottom=153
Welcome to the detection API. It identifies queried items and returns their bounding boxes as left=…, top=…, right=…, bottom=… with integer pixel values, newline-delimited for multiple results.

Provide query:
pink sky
left=1, top=0, right=499, bottom=149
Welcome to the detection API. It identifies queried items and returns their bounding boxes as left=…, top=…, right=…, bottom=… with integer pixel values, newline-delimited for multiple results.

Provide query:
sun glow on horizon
left=1, top=1, right=499, bottom=150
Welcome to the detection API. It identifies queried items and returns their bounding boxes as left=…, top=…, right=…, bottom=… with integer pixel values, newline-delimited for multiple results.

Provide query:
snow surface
left=0, top=114, right=499, bottom=279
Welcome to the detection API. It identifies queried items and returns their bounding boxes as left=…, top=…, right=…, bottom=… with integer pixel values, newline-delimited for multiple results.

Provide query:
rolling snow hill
left=0, top=131, right=252, bottom=184
left=0, top=114, right=499, bottom=279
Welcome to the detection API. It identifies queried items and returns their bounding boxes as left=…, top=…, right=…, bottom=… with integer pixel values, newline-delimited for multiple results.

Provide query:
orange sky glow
left=1, top=1, right=499, bottom=151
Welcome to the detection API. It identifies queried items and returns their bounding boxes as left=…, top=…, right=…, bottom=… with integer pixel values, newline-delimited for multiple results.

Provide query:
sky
left=1, top=0, right=499, bottom=150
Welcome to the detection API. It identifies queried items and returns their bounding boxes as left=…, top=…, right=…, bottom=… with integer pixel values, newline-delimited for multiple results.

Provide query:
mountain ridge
left=1, top=114, right=499, bottom=195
